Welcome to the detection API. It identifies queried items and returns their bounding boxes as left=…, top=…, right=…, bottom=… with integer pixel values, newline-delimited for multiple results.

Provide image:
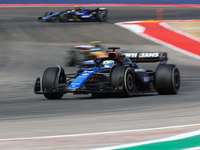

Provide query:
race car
left=64, top=41, right=108, bottom=66
left=37, top=6, right=108, bottom=22
left=34, top=47, right=180, bottom=99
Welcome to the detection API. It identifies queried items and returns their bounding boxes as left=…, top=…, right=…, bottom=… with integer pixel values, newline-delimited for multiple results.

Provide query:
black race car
left=38, top=7, right=108, bottom=22
left=34, top=47, right=180, bottom=99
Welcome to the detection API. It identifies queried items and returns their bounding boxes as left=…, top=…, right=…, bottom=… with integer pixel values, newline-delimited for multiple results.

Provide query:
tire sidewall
left=65, top=51, right=75, bottom=66
left=59, top=12, right=68, bottom=22
left=123, top=67, right=135, bottom=96
left=171, top=67, right=180, bottom=93
left=97, top=11, right=107, bottom=22
left=42, top=67, right=64, bottom=99
left=110, top=66, right=134, bottom=97
left=155, top=64, right=180, bottom=94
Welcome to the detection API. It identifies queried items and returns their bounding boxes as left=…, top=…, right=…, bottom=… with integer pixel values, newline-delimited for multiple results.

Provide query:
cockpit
left=100, top=60, right=115, bottom=68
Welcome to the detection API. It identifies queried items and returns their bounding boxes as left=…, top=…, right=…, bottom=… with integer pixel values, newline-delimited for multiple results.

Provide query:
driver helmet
left=90, top=41, right=101, bottom=47
left=90, top=41, right=102, bottom=51
left=75, top=6, right=80, bottom=11
left=102, top=60, right=114, bottom=68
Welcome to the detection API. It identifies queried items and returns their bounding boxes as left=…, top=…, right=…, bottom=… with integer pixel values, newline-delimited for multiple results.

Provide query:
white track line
left=1, top=123, right=200, bottom=141
left=183, top=146, right=200, bottom=150
left=90, top=129, right=200, bottom=150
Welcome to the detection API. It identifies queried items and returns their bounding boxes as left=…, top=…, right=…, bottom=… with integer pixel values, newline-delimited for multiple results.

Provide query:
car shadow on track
left=38, top=93, right=157, bottom=101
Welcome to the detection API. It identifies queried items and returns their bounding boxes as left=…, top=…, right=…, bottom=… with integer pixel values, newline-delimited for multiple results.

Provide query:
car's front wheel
left=43, top=11, right=54, bottom=22
left=111, top=66, right=135, bottom=97
left=42, top=67, right=65, bottom=99
left=59, top=13, right=69, bottom=22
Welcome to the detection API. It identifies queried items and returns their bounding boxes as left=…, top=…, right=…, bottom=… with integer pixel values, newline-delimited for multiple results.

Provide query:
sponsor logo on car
left=81, top=15, right=91, bottom=18
left=125, top=52, right=159, bottom=58
left=134, top=69, right=145, bottom=72
left=99, top=8, right=106, bottom=10
left=84, top=70, right=94, bottom=73
left=75, top=13, right=84, bottom=15
left=124, top=53, right=138, bottom=58
left=139, top=52, right=159, bottom=58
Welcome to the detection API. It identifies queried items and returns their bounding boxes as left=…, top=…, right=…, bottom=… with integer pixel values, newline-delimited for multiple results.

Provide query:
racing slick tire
left=96, top=11, right=107, bottom=22
left=64, top=51, right=84, bottom=67
left=64, top=51, right=76, bottom=66
left=155, top=64, right=180, bottom=94
left=42, top=67, right=65, bottom=99
left=59, top=12, right=69, bottom=22
left=111, top=66, right=135, bottom=97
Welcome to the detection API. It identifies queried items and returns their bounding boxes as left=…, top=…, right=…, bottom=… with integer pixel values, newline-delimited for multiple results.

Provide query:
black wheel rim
left=173, top=68, right=180, bottom=90
left=100, top=13, right=107, bottom=20
left=127, top=73, right=133, bottom=90
left=61, top=13, right=68, bottom=22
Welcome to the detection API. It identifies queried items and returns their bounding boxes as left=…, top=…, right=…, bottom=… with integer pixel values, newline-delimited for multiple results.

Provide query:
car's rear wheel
left=97, top=11, right=107, bottom=22
left=42, top=67, right=65, bottom=99
left=155, top=64, right=180, bottom=94
left=64, top=51, right=84, bottom=67
left=111, top=66, right=135, bottom=97
left=64, top=51, right=75, bottom=66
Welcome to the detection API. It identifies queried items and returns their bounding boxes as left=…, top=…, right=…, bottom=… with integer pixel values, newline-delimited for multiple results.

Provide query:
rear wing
left=124, top=52, right=168, bottom=63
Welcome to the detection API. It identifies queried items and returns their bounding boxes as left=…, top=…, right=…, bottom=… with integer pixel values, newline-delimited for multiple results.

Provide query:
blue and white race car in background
left=34, top=47, right=180, bottom=99
left=38, top=7, right=108, bottom=22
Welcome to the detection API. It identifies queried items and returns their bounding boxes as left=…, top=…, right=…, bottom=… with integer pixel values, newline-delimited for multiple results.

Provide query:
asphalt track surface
left=0, top=6, right=200, bottom=149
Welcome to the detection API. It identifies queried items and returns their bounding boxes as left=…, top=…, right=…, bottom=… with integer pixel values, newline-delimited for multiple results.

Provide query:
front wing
left=34, top=77, right=121, bottom=95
